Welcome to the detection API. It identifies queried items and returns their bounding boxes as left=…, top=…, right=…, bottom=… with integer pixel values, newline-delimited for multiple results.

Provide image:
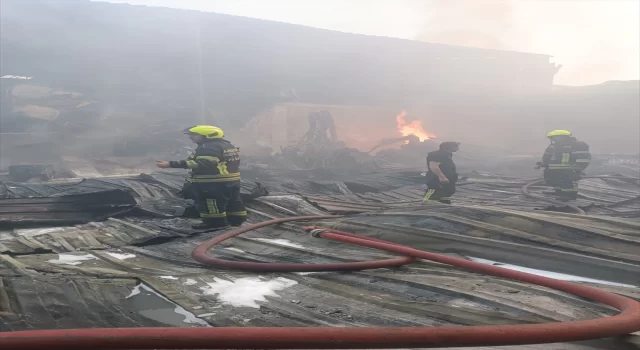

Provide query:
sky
left=100, top=0, right=640, bottom=86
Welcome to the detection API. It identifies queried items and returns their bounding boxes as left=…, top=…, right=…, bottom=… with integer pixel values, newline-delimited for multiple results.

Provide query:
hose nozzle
left=308, top=228, right=328, bottom=238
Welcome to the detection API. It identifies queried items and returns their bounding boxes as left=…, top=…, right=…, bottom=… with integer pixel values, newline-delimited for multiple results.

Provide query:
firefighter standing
left=423, top=141, right=460, bottom=204
left=300, top=111, right=337, bottom=145
left=156, top=125, right=246, bottom=229
left=537, top=130, right=591, bottom=201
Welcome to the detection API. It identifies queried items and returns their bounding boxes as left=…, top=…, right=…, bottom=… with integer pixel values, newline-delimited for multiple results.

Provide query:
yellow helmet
left=183, top=125, right=224, bottom=139
left=546, top=130, right=572, bottom=137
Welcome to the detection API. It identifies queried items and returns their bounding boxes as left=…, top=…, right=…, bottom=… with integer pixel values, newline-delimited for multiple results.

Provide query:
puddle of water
left=468, top=257, right=637, bottom=288
left=253, top=238, right=305, bottom=249
left=126, top=283, right=210, bottom=327
left=201, top=276, right=297, bottom=308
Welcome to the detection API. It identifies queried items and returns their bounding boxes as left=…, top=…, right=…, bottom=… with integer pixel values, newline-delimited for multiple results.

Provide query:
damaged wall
left=0, top=0, right=637, bottom=159
left=0, top=0, right=557, bottom=124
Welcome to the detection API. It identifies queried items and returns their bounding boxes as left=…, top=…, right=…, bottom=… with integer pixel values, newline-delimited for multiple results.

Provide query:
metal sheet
left=0, top=189, right=136, bottom=226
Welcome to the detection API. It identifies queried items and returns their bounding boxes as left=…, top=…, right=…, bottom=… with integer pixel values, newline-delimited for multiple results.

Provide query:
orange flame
left=395, top=110, right=435, bottom=141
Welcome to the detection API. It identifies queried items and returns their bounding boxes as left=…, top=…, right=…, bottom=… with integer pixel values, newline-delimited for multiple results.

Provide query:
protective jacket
left=541, top=138, right=591, bottom=171
left=169, top=139, right=241, bottom=183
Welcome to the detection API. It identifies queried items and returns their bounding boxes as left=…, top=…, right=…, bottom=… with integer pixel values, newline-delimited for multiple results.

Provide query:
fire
left=395, top=110, right=435, bottom=141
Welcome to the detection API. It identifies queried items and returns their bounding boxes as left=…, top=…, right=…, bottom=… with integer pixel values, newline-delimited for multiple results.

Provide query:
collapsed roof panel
left=0, top=170, right=638, bottom=349
left=0, top=189, right=136, bottom=227
left=0, top=276, right=167, bottom=331
left=1, top=204, right=638, bottom=349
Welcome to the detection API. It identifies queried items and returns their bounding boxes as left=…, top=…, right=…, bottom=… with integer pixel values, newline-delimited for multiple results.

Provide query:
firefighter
left=423, top=141, right=460, bottom=204
left=300, top=111, right=337, bottom=145
left=536, top=130, right=591, bottom=201
left=156, top=125, right=246, bottom=229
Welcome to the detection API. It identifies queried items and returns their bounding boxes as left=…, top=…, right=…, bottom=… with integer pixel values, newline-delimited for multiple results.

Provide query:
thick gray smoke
left=419, top=0, right=517, bottom=50
left=418, top=0, right=640, bottom=86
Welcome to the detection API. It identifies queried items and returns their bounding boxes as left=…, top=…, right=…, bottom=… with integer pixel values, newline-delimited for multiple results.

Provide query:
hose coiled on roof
left=1, top=216, right=639, bottom=349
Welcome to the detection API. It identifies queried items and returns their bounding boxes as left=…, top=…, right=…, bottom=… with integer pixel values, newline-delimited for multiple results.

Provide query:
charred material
left=273, top=111, right=376, bottom=173
left=0, top=189, right=136, bottom=227
left=278, top=143, right=371, bottom=171
left=8, top=164, right=55, bottom=182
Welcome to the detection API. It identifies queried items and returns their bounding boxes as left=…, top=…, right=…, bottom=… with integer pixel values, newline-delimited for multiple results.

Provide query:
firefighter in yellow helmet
left=156, top=125, right=246, bottom=229
left=536, top=130, right=591, bottom=201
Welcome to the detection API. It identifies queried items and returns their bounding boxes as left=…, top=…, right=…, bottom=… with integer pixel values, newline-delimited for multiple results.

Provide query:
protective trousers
left=544, top=168, right=580, bottom=201
left=188, top=182, right=247, bottom=227
left=423, top=178, right=457, bottom=204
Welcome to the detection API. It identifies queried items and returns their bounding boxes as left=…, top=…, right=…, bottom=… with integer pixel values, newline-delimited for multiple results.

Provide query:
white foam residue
left=159, top=276, right=179, bottom=280
left=224, top=247, right=246, bottom=254
left=201, top=277, right=298, bottom=308
left=127, top=283, right=210, bottom=326
left=106, top=252, right=136, bottom=260
left=469, top=257, right=637, bottom=288
left=253, top=238, right=305, bottom=249
left=48, top=253, right=96, bottom=266
left=126, top=284, right=144, bottom=298
left=184, top=279, right=198, bottom=286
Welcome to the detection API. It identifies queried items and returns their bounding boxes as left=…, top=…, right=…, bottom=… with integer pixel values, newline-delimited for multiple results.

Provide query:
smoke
left=419, top=0, right=517, bottom=50
left=418, top=0, right=640, bottom=86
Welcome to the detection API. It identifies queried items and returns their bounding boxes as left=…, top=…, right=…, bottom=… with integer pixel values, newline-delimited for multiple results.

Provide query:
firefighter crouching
left=423, top=141, right=460, bottom=204
left=156, top=125, right=246, bottom=229
left=536, top=130, right=591, bottom=201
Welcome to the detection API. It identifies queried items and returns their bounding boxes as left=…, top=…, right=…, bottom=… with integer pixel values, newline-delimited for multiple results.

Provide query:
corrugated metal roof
left=1, top=203, right=639, bottom=346
left=304, top=176, right=640, bottom=218
left=0, top=171, right=639, bottom=349
left=0, top=189, right=137, bottom=226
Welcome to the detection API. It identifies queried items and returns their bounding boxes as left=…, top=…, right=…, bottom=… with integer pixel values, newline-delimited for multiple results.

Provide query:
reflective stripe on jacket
left=171, top=139, right=241, bottom=183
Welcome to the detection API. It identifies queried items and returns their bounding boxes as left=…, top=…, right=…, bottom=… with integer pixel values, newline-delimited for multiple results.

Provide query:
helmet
left=183, top=125, right=224, bottom=139
left=546, top=130, right=572, bottom=137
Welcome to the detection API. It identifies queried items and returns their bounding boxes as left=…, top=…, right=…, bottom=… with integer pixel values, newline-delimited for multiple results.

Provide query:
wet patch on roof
left=468, top=257, right=637, bottom=288
left=126, top=283, right=210, bottom=327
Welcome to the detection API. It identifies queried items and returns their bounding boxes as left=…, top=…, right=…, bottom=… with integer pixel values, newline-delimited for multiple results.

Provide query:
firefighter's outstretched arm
left=157, top=147, right=220, bottom=170
left=173, top=148, right=219, bottom=170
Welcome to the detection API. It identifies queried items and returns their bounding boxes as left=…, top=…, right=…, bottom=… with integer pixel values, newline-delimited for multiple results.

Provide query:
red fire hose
left=2, top=215, right=640, bottom=349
